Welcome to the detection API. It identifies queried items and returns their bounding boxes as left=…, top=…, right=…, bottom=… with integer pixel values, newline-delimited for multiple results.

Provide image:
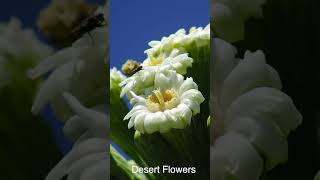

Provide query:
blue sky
left=110, top=0, right=210, bottom=69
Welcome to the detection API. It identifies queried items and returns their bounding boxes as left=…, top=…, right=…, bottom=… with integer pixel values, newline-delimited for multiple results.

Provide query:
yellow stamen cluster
left=146, top=88, right=179, bottom=112
left=149, top=56, right=165, bottom=66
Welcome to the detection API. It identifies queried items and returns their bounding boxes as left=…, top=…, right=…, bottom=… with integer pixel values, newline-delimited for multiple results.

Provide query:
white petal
left=128, top=119, right=135, bottom=129
left=27, top=47, right=76, bottom=79
left=181, top=98, right=200, bottom=115
left=148, top=40, right=160, bottom=47
left=31, top=61, right=74, bottom=114
left=124, top=105, right=147, bottom=120
left=221, top=50, right=278, bottom=110
left=180, top=89, right=205, bottom=104
left=134, top=113, right=147, bottom=133
left=157, top=112, right=171, bottom=133
left=144, top=113, right=160, bottom=134
left=211, top=133, right=263, bottom=180
left=212, top=38, right=238, bottom=98
left=45, top=138, right=108, bottom=180
left=179, top=77, right=198, bottom=94
left=63, top=116, right=86, bottom=141
left=177, top=104, right=193, bottom=125
left=225, top=117, right=288, bottom=170
left=63, top=93, right=108, bottom=129
left=225, top=87, right=302, bottom=137
left=266, top=64, right=282, bottom=90
left=164, top=109, right=183, bottom=129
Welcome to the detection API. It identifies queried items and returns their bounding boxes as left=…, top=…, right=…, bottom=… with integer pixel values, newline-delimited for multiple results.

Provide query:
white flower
left=29, top=5, right=108, bottom=120
left=45, top=93, right=109, bottom=180
left=142, top=49, right=193, bottom=75
left=62, top=93, right=108, bottom=141
left=45, top=138, right=109, bottom=180
left=211, top=38, right=302, bottom=179
left=110, top=67, right=126, bottom=90
left=41, top=3, right=110, bottom=179
left=212, top=0, right=267, bottom=42
left=0, top=17, right=52, bottom=59
left=211, top=133, right=263, bottom=180
left=120, top=24, right=210, bottom=98
left=119, top=68, right=156, bottom=98
left=145, top=24, right=210, bottom=58
left=0, top=17, right=52, bottom=88
left=124, top=70, right=204, bottom=134
left=120, top=50, right=193, bottom=97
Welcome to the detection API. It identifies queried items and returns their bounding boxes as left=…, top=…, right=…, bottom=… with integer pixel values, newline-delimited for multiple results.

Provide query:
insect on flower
left=131, top=65, right=143, bottom=75
left=72, top=13, right=106, bottom=42
left=122, top=59, right=143, bottom=77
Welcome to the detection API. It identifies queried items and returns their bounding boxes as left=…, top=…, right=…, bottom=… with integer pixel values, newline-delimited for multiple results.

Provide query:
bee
left=72, top=13, right=106, bottom=42
left=122, top=60, right=143, bottom=76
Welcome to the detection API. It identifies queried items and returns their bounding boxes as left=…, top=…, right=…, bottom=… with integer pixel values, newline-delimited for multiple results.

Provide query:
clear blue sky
left=110, top=0, right=210, bottom=69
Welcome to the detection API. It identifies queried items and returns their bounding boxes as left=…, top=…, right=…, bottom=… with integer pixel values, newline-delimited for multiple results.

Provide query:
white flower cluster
left=120, top=24, right=210, bottom=97
left=212, top=0, right=267, bottom=42
left=120, top=25, right=209, bottom=134
left=0, top=17, right=52, bottom=88
left=210, top=37, right=302, bottom=180
left=125, top=69, right=204, bottom=134
left=45, top=93, right=109, bottom=180
left=29, top=5, right=108, bottom=121
left=28, top=2, right=110, bottom=180
left=144, top=24, right=210, bottom=57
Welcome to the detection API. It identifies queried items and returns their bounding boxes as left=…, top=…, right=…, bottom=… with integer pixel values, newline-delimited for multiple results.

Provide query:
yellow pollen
left=153, top=89, right=165, bottom=105
left=146, top=88, right=179, bottom=112
left=149, top=56, right=164, bottom=66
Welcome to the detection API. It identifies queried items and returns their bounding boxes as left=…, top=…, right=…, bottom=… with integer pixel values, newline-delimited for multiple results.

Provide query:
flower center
left=149, top=56, right=165, bottom=66
left=146, top=88, right=179, bottom=112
